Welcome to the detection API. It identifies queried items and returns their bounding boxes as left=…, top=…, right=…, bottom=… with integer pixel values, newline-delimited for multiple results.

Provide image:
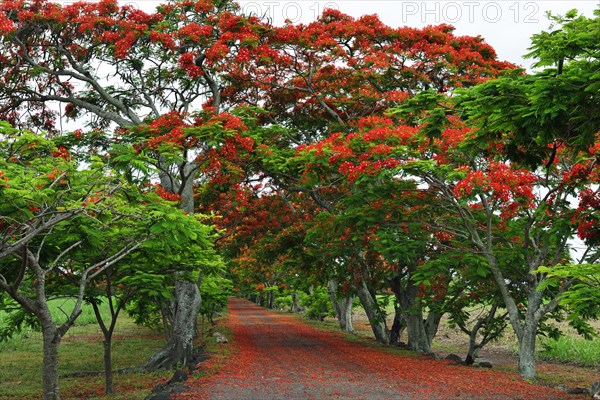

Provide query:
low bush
left=301, top=287, right=334, bottom=321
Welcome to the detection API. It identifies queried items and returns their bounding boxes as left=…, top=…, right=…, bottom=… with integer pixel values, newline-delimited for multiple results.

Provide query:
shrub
left=301, top=287, right=334, bottom=321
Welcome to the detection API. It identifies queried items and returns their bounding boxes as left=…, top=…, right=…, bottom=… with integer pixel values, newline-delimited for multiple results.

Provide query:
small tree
left=0, top=124, right=213, bottom=400
left=444, top=9, right=600, bottom=379
left=85, top=208, right=217, bottom=395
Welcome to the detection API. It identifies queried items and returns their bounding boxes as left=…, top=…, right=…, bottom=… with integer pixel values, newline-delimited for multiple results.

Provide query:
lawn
left=0, top=299, right=173, bottom=399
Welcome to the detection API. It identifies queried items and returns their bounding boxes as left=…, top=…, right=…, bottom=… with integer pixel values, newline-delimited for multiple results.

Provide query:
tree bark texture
left=103, top=338, right=113, bottom=395
left=518, top=321, right=538, bottom=380
left=486, top=253, right=552, bottom=380
left=389, top=274, right=440, bottom=353
left=356, top=279, right=390, bottom=344
left=145, top=279, right=202, bottom=370
left=327, top=280, right=355, bottom=333
left=41, top=323, right=61, bottom=400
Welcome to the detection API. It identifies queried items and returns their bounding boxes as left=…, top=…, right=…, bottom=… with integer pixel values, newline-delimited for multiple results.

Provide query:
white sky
left=110, top=0, right=599, bottom=69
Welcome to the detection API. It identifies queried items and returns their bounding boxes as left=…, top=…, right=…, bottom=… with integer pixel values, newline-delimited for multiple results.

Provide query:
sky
left=108, top=0, right=599, bottom=69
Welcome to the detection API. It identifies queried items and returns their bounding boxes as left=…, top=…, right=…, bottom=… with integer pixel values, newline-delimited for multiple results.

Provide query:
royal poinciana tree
left=0, top=0, right=269, bottom=369
left=227, top=10, right=516, bottom=346
left=297, top=7, right=600, bottom=375
left=431, top=9, right=600, bottom=378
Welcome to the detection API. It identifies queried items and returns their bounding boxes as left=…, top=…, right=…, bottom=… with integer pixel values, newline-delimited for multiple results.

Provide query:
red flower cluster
left=50, top=146, right=70, bottom=160
left=454, top=161, right=536, bottom=211
left=155, top=184, right=182, bottom=202
left=178, top=22, right=212, bottom=43
left=178, top=52, right=204, bottom=78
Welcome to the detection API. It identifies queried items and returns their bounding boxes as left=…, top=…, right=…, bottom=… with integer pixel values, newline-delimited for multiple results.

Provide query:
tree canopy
left=0, top=1, right=599, bottom=397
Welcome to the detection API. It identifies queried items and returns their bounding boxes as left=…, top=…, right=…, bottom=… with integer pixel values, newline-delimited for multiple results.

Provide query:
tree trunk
left=267, top=290, right=274, bottom=309
left=518, top=319, right=538, bottom=380
left=160, top=300, right=173, bottom=341
left=465, top=332, right=479, bottom=365
left=487, top=254, right=548, bottom=380
left=291, top=292, right=302, bottom=313
left=103, top=337, right=113, bottom=395
left=425, top=309, right=442, bottom=348
left=464, top=304, right=505, bottom=365
left=145, top=279, right=201, bottom=370
left=356, top=279, right=389, bottom=344
left=389, top=273, right=439, bottom=353
left=91, top=298, right=117, bottom=395
left=404, top=312, right=430, bottom=353
left=41, top=323, right=61, bottom=400
left=390, top=307, right=405, bottom=345
left=327, top=280, right=355, bottom=333
left=338, top=295, right=354, bottom=333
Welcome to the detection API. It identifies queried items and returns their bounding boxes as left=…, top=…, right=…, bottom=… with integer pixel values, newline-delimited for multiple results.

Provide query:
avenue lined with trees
left=0, top=0, right=598, bottom=398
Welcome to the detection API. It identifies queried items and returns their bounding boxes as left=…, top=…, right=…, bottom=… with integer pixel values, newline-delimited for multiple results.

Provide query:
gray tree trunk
left=356, top=279, right=389, bottom=344
left=338, top=296, right=354, bottom=333
left=516, top=290, right=543, bottom=380
left=463, top=304, right=506, bottom=365
left=425, top=310, right=442, bottom=348
left=90, top=298, right=118, bottom=395
left=103, top=338, right=113, bottom=395
left=465, top=323, right=484, bottom=365
left=405, top=313, right=430, bottom=353
left=41, top=322, right=61, bottom=400
left=389, top=274, right=440, bottom=353
left=518, top=319, right=538, bottom=380
left=267, top=289, right=275, bottom=309
left=148, top=164, right=203, bottom=370
left=466, top=337, right=478, bottom=365
left=327, top=280, right=354, bottom=333
left=145, top=279, right=202, bottom=370
left=291, top=292, right=303, bottom=313
left=486, top=253, right=551, bottom=380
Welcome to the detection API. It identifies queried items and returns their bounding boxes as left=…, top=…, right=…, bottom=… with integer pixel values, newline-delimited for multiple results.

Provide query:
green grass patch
left=539, top=336, right=600, bottom=367
left=0, top=298, right=112, bottom=352
left=47, top=297, right=112, bottom=325
left=0, top=299, right=174, bottom=399
left=0, top=316, right=170, bottom=399
left=0, top=297, right=231, bottom=399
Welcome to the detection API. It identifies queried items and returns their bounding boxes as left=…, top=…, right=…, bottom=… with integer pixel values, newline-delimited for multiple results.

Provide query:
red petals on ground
left=180, top=299, right=570, bottom=399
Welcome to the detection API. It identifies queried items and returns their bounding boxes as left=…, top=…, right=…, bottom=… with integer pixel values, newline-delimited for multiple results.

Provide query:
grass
left=0, top=297, right=230, bottom=399
left=0, top=298, right=111, bottom=351
left=0, top=299, right=175, bottom=399
left=540, top=336, right=600, bottom=367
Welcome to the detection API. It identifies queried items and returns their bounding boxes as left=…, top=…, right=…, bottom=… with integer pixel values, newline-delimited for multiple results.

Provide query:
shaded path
left=181, top=298, right=573, bottom=399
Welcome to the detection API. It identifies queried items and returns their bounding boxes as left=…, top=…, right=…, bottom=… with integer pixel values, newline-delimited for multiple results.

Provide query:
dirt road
left=181, top=298, right=572, bottom=399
